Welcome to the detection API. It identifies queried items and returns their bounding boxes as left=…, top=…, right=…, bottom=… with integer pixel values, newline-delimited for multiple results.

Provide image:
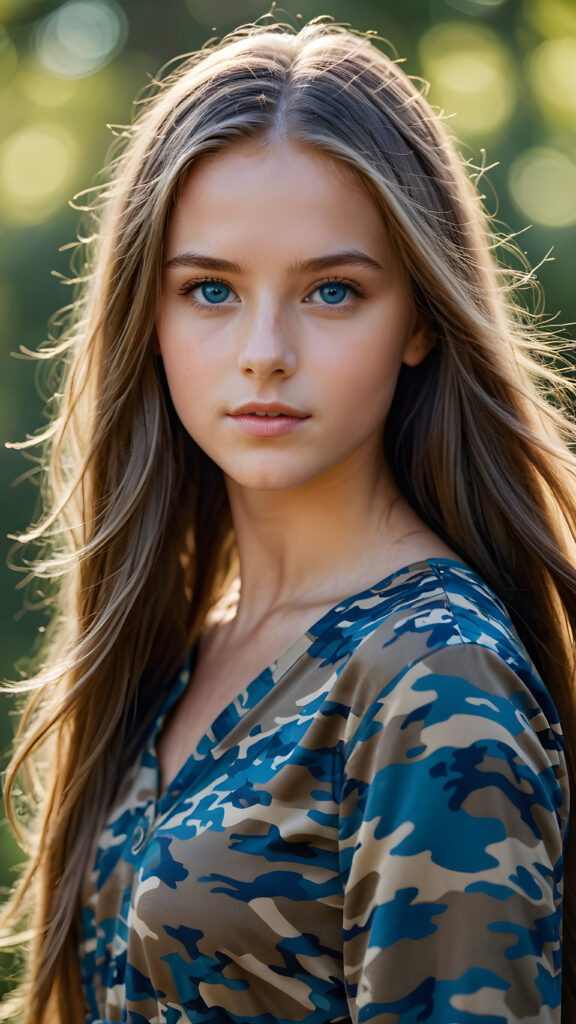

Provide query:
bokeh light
left=524, top=0, right=576, bottom=38
left=444, top=0, right=507, bottom=15
left=0, top=0, right=41, bottom=19
left=0, top=24, right=17, bottom=88
left=17, top=58, right=77, bottom=107
left=528, top=37, right=576, bottom=124
left=509, top=147, right=576, bottom=227
left=34, top=0, right=128, bottom=80
left=0, top=125, right=77, bottom=224
left=419, top=22, right=516, bottom=138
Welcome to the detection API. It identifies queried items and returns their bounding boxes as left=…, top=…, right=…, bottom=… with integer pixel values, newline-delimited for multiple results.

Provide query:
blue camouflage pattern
left=79, top=558, right=568, bottom=1022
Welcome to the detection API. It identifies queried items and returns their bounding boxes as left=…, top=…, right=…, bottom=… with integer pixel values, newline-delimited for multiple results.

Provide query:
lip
left=227, top=402, right=310, bottom=438
left=229, top=401, right=309, bottom=417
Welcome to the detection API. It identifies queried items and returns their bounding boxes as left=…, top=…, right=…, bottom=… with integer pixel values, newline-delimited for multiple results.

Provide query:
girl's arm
left=340, top=642, right=567, bottom=1023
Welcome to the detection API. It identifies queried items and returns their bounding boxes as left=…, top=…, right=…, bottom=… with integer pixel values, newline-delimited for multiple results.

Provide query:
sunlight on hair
left=524, top=0, right=576, bottom=37
left=0, top=125, right=76, bottom=224
left=33, top=0, right=127, bottom=80
left=419, top=22, right=516, bottom=138
left=509, top=146, right=576, bottom=227
left=528, top=37, right=576, bottom=124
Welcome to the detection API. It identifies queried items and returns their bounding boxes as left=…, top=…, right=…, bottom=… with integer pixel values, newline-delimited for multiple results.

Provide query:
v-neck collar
left=149, top=557, right=470, bottom=813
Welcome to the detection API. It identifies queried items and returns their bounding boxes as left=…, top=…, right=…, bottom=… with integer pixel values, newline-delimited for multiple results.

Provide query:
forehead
left=164, top=139, right=397, bottom=265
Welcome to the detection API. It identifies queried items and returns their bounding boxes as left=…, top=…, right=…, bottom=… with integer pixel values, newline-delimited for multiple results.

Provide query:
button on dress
left=79, top=559, right=568, bottom=1023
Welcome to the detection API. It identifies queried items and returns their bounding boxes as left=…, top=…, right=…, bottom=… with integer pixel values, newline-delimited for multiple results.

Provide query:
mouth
left=229, top=403, right=309, bottom=419
left=227, top=404, right=310, bottom=437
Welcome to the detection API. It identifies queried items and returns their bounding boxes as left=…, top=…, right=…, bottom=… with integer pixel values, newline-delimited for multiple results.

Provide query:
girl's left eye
left=304, top=280, right=362, bottom=306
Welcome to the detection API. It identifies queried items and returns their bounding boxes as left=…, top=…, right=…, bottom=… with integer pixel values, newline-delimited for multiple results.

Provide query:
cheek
left=322, top=325, right=407, bottom=405
left=157, top=337, right=211, bottom=434
left=157, top=308, right=209, bottom=395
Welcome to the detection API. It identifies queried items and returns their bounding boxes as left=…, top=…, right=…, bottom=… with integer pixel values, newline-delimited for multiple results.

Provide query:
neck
left=224, top=449, right=433, bottom=631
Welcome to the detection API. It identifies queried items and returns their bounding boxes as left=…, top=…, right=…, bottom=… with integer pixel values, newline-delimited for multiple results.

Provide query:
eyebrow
left=163, top=249, right=385, bottom=274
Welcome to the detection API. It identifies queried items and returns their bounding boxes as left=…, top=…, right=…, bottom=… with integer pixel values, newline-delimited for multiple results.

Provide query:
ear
left=402, top=312, right=436, bottom=368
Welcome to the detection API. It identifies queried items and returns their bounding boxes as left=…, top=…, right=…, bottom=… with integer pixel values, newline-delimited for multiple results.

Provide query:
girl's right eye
left=179, top=279, right=237, bottom=307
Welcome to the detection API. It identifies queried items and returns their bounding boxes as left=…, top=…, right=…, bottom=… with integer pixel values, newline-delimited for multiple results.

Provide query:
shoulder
left=330, top=561, right=568, bottom=856
left=326, top=556, right=534, bottom=685
left=362, top=556, right=527, bottom=660
left=326, top=559, right=565, bottom=773
left=333, top=561, right=567, bottom=1022
left=310, top=558, right=524, bottom=669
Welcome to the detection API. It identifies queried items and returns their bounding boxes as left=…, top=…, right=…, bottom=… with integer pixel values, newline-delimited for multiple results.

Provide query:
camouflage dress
left=79, top=558, right=568, bottom=1023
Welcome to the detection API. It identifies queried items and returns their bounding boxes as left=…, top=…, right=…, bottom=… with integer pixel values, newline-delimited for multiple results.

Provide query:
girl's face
left=157, top=139, right=432, bottom=494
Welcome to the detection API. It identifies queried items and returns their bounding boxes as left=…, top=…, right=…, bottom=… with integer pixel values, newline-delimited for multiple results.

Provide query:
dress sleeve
left=338, top=641, right=568, bottom=1023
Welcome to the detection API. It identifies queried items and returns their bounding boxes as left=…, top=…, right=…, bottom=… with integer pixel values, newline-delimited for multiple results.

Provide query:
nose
left=237, top=302, right=296, bottom=380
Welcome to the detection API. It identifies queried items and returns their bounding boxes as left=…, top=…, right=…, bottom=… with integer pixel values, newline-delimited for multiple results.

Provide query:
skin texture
left=158, top=139, right=432, bottom=498
left=154, top=140, right=452, bottom=788
left=157, top=139, right=444, bottom=616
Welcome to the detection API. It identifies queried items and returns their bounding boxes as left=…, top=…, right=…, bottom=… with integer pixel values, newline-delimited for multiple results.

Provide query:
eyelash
left=177, top=275, right=367, bottom=311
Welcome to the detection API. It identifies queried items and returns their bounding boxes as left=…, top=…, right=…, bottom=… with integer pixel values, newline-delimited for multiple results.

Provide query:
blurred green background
left=1, top=0, right=576, bottom=998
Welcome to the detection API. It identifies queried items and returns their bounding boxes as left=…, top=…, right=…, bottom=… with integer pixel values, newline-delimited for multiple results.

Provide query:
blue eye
left=317, top=282, right=349, bottom=305
left=200, top=281, right=231, bottom=304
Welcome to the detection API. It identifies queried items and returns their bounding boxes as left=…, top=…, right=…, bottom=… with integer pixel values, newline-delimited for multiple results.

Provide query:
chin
left=223, top=463, right=325, bottom=494
left=231, top=475, right=305, bottom=493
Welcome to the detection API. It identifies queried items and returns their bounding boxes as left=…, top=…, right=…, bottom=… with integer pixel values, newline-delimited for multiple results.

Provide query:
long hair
left=3, top=18, right=576, bottom=1021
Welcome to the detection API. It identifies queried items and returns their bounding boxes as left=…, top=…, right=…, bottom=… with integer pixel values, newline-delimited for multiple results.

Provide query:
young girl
left=3, top=17, right=576, bottom=1024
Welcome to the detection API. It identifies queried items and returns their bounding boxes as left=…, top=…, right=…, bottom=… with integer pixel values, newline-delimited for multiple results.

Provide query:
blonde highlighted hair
left=3, top=17, right=576, bottom=1020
